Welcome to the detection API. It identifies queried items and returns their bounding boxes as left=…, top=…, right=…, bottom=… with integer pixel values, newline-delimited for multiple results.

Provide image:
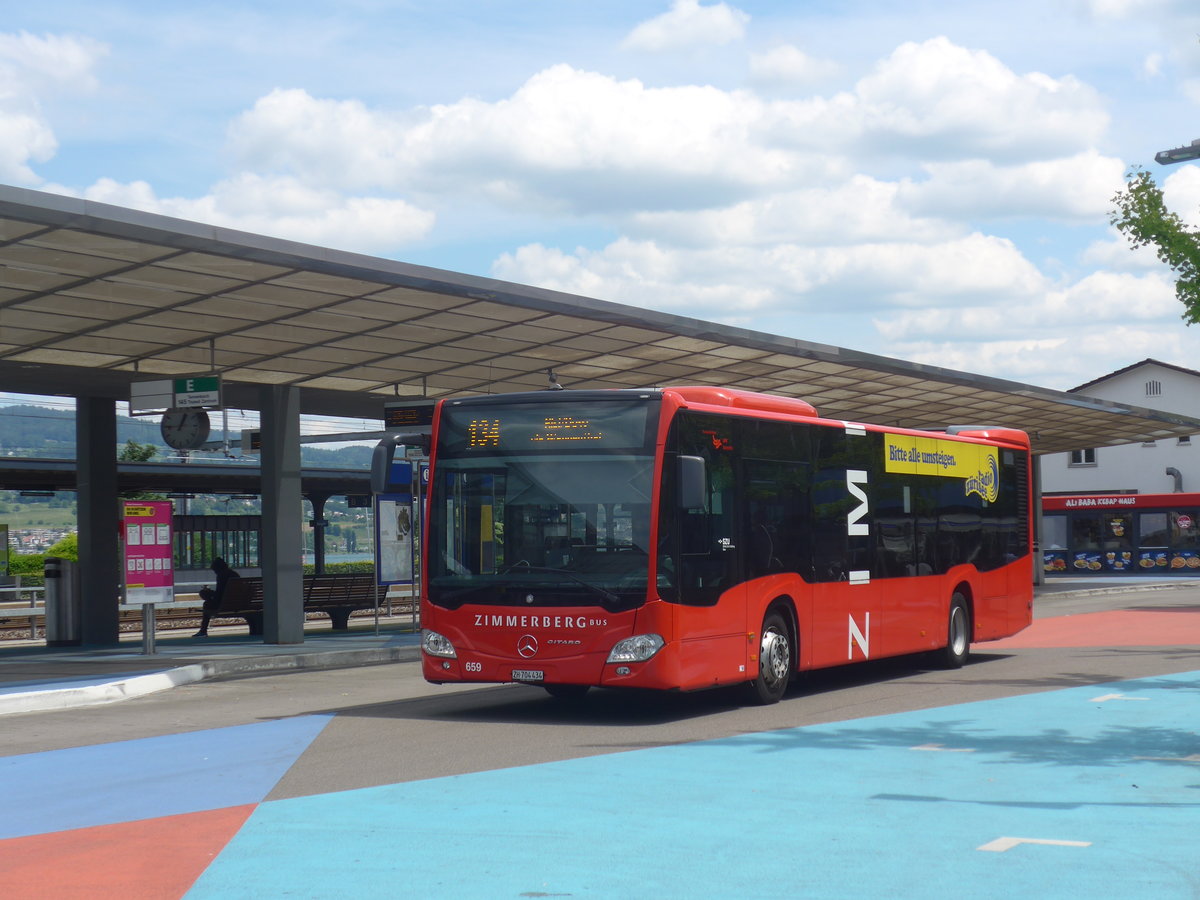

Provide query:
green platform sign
left=173, top=376, right=220, bottom=408
left=129, top=375, right=222, bottom=414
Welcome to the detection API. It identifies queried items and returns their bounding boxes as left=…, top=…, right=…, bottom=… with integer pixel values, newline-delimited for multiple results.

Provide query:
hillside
left=0, top=405, right=378, bottom=550
left=0, top=404, right=373, bottom=468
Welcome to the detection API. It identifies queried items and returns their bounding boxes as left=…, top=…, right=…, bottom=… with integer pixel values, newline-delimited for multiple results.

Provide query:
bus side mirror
left=678, top=455, right=707, bottom=510
left=371, top=433, right=430, bottom=493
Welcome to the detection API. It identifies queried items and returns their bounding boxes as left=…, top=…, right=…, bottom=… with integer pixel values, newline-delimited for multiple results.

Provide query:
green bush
left=302, top=560, right=375, bottom=575
left=9, top=553, right=45, bottom=585
left=47, top=532, right=78, bottom=560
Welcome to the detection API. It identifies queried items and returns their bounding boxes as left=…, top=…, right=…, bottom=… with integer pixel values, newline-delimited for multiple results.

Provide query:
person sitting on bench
left=195, top=557, right=240, bottom=637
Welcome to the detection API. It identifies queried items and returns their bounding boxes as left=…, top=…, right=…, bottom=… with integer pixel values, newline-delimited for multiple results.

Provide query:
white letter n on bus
left=848, top=612, right=870, bottom=660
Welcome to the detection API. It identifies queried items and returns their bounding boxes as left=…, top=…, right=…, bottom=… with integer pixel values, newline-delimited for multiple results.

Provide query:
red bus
left=398, top=386, right=1032, bottom=703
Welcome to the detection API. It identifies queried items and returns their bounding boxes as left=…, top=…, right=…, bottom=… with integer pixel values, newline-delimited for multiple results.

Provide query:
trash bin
left=44, top=557, right=82, bottom=646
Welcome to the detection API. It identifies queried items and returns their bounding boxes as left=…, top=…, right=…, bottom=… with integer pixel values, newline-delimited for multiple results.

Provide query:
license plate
left=512, top=669, right=544, bottom=682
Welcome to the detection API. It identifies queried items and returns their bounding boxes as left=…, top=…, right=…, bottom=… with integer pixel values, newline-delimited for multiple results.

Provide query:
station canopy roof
left=2, top=183, right=1198, bottom=456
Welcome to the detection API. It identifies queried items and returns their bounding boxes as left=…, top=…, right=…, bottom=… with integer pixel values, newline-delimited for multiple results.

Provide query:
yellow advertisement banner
left=884, top=434, right=999, bottom=502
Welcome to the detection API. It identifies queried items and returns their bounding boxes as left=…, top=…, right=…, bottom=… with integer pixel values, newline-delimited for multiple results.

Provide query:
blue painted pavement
left=0, top=715, right=332, bottom=840
left=185, top=671, right=1200, bottom=899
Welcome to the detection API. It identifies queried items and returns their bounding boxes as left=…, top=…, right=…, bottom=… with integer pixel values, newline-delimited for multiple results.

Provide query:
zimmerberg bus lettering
left=847, top=469, right=869, bottom=536
left=473, top=614, right=607, bottom=628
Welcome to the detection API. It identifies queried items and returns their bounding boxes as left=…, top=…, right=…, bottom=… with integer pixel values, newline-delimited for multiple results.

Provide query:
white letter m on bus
left=846, top=469, right=869, bottom=536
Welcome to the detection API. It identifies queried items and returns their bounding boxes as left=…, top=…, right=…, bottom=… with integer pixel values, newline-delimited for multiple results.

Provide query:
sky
left=4, top=0, right=1200, bottom=397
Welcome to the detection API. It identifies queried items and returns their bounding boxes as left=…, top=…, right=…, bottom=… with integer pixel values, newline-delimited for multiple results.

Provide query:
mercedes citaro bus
left=375, top=386, right=1032, bottom=703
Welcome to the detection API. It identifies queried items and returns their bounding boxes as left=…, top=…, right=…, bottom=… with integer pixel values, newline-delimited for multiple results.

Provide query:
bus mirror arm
left=678, top=455, right=707, bottom=510
left=370, top=432, right=430, bottom=493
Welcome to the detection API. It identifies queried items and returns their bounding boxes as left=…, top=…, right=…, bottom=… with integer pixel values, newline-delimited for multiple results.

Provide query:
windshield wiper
left=501, top=562, right=622, bottom=604
left=434, top=582, right=508, bottom=606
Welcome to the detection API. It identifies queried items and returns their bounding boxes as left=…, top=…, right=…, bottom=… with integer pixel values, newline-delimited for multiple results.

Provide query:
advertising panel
left=883, top=433, right=999, bottom=502
left=376, top=460, right=415, bottom=586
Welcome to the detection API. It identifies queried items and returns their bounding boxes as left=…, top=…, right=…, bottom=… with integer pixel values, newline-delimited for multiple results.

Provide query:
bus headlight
left=422, top=629, right=457, bottom=658
left=607, top=633, right=664, bottom=663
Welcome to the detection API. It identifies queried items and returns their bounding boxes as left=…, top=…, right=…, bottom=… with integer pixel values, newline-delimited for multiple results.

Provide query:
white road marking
left=1089, top=693, right=1149, bottom=703
left=978, top=837, right=1092, bottom=853
left=910, top=743, right=975, bottom=752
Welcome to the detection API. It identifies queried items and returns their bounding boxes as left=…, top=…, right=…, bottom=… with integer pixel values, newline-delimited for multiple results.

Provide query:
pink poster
left=123, top=500, right=174, bottom=604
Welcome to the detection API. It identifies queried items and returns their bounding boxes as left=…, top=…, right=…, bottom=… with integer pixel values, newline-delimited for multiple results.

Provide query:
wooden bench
left=212, top=573, right=385, bottom=635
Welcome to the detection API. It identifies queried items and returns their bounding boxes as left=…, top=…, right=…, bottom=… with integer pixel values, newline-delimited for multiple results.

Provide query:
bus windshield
left=428, top=397, right=659, bottom=611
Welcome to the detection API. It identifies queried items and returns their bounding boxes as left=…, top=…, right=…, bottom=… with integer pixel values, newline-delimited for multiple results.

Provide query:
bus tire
left=747, top=609, right=792, bottom=704
left=544, top=684, right=590, bottom=701
left=938, top=592, right=971, bottom=669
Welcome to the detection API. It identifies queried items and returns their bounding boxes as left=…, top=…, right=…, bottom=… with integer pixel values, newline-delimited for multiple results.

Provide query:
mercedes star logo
left=517, top=634, right=538, bottom=658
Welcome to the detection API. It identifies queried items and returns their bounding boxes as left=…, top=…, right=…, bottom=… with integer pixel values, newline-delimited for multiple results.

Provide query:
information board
left=123, top=500, right=174, bottom=604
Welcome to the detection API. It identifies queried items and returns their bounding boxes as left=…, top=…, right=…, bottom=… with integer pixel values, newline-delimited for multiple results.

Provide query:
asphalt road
left=5, top=585, right=1197, bottom=803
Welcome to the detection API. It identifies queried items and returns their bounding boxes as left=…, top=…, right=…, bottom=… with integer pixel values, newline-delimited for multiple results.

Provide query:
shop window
left=1171, top=510, right=1200, bottom=548
left=1139, top=512, right=1169, bottom=547
left=1043, top=514, right=1068, bottom=550
left=1102, top=514, right=1132, bottom=549
left=1070, top=514, right=1102, bottom=550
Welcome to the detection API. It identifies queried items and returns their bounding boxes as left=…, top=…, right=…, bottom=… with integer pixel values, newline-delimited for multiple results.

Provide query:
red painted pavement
left=0, top=804, right=256, bottom=900
left=987, top=607, right=1200, bottom=649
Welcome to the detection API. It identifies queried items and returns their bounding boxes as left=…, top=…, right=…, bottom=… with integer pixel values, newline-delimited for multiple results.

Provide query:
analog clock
left=160, top=408, right=211, bottom=450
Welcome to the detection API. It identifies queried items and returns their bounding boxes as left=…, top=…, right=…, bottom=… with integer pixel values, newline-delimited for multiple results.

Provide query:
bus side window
left=745, top=458, right=809, bottom=579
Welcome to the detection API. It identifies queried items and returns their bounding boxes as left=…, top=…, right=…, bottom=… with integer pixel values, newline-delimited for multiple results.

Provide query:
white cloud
left=0, top=111, right=55, bottom=185
left=892, top=326, right=1197, bottom=393
left=621, top=0, right=749, bottom=51
left=874, top=270, right=1177, bottom=344
left=492, top=239, right=774, bottom=320
left=1081, top=232, right=1164, bottom=270
left=1163, top=164, right=1200, bottom=228
left=900, top=151, right=1126, bottom=221
left=0, top=31, right=106, bottom=92
left=228, top=88, right=412, bottom=190
left=230, top=70, right=797, bottom=214
left=0, top=31, right=106, bottom=184
left=227, top=38, right=1111, bottom=224
left=749, top=45, right=840, bottom=87
left=849, top=37, right=1109, bottom=162
left=494, top=231, right=1045, bottom=320
left=77, top=174, right=435, bottom=253
left=630, top=176, right=960, bottom=247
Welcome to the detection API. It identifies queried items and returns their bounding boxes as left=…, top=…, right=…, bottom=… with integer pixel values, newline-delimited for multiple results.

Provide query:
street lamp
left=1156, top=139, right=1200, bottom=165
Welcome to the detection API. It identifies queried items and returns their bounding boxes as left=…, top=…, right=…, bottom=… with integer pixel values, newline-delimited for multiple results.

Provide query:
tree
left=1110, top=167, right=1200, bottom=324
left=118, top=439, right=165, bottom=500
left=119, top=439, right=158, bottom=462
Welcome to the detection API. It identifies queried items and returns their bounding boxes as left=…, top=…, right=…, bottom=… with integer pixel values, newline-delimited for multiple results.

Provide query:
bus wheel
left=748, top=610, right=792, bottom=705
left=544, top=684, right=590, bottom=701
left=938, top=593, right=971, bottom=669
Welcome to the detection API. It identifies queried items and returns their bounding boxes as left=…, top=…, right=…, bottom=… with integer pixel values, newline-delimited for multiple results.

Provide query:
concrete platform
left=0, top=624, right=422, bottom=716
left=1, top=578, right=1195, bottom=717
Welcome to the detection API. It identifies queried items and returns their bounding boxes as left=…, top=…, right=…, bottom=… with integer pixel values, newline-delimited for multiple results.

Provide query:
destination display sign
left=384, top=401, right=436, bottom=430
left=439, top=401, right=652, bottom=454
